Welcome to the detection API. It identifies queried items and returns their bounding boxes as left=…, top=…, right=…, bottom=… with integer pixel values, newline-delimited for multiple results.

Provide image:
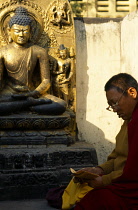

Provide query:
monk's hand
left=73, top=177, right=84, bottom=184
left=78, top=167, right=104, bottom=176
left=88, top=176, right=104, bottom=188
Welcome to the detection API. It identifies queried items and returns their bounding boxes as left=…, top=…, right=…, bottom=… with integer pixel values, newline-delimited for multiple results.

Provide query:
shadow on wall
left=78, top=120, right=115, bottom=165
left=75, top=17, right=116, bottom=165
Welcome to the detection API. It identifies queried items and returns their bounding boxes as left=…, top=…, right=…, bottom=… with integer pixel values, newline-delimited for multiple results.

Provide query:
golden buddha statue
left=0, top=7, right=66, bottom=115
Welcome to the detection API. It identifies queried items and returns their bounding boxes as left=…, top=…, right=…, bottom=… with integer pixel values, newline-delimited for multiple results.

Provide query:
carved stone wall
left=0, top=146, right=98, bottom=200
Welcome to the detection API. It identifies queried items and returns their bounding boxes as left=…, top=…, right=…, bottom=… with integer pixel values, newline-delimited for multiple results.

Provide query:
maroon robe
left=75, top=103, right=138, bottom=210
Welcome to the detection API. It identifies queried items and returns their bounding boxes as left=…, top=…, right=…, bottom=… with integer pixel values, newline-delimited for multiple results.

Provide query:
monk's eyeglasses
left=106, top=89, right=127, bottom=112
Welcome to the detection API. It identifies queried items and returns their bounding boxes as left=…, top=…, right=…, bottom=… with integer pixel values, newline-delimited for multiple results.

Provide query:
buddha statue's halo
left=0, top=4, right=45, bottom=46
left=9, top=7, right=32, bottom=28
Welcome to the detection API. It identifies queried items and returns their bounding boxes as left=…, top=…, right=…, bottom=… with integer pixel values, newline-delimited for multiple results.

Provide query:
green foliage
left=71, top=2, right=91, bottom=17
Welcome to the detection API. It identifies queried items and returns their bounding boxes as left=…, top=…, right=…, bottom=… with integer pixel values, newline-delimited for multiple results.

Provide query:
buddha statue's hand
left=12, top=91, right=40, bottom=100
left=12, top=93, right=28, bottom=100
left=12, top=85, right=30, bottom=92
left=23, top=90, right=41, bottom=98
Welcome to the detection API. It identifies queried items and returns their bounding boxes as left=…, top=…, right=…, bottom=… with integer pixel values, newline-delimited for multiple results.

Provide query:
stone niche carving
left=0, top=0, right=76, bottom=143
left=0, top=0, right=76, bottom=112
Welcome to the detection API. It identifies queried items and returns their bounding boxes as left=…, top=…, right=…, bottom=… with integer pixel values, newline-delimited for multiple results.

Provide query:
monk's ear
left=127, top=87, right=137, bottom=99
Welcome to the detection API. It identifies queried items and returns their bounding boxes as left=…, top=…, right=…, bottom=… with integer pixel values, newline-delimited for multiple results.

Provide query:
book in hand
left=70, top=168, right=99, bottom=180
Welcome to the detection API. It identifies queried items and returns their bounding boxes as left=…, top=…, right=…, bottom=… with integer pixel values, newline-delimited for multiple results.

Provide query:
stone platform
left=0, top=111, right=75, bottom=145
left=0, top=199, right=55, bottom=210
left=0, top=142, right=98, bottom=200
left=0, top=111, right=98, bottom=201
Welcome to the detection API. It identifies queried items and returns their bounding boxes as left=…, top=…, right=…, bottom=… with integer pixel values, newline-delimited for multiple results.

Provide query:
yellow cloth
left=62, top=178, right=93, bottom=209
left=99, top=120, right=128, bottom=186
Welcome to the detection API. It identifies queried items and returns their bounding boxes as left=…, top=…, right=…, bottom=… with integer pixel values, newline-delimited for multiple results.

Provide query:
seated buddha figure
left=0, top=7, right=66, bottom=115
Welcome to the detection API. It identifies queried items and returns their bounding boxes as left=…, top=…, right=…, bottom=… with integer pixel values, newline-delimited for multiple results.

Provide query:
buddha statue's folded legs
left=30, top=94, right=67, bottom=115
left=0, top=94, right=66, bottom=115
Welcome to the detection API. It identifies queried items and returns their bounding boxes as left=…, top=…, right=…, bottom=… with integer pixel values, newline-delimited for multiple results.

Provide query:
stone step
left=0, top=199, right=55, bottom=210
left=0, top=144, right=98, bottom=170
left=0, top=112, right=72, bottom=130
left=0, top=142, right=98, bottom=201
left=0, top=110, right=75, bottom=146
left=0, top=129, right=73, bottom=145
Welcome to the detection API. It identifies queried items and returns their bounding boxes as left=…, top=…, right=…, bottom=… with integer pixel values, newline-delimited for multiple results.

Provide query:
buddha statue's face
left=9, top=24, right=30, bottom=45
left=59, top=49, right=67, bottom=60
